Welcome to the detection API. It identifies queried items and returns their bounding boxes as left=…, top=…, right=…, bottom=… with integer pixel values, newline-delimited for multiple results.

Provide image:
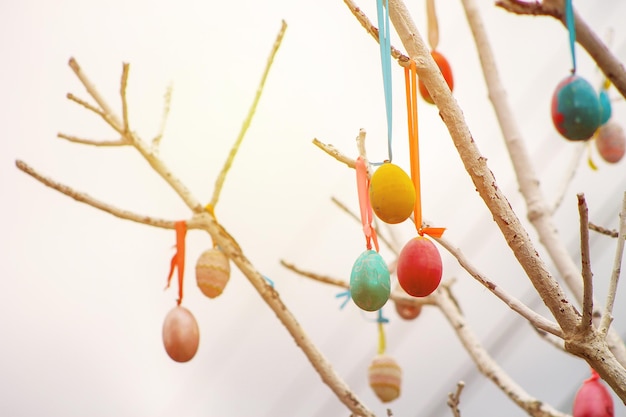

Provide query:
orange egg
left=162, top=305, right=200, bottom=363
left=419, top=50, right=454, bottom=104
left=368, top=354, right=402, bottom=403
left=196, top=248, right=231, bottom=298
left=394, top=298, right=422, bottom=320
left=369, top=162, right=415, bottom=224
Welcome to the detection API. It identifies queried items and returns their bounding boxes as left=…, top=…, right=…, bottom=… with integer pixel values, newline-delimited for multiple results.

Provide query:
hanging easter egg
left=573, top=370, right=614, bottom=417
left=350, top=250, right=390, bottom=311
left=551, top=75, right=601, bottom=141
left=397, top=236, right=442, bottom=297
left=598, top=89, right=612, bottom=126
left=162, top=305, right=200, bottom=363
left=369, top=162, right=416, bottom=224
left=195, top=248, right=231, bottom=298
left=419, top=50, right=454, bottom=104
left=394, top=297, right=422, bottom=320
left=368, top=354, right=402, bottom=403
left=596, top=120, right=625, bottom=164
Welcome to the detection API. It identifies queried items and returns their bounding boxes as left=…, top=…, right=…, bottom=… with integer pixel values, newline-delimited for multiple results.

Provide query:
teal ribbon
left=336, top=290, right=352, bottom=309
left=565, top=0, right=576, bottom=73
left=376, top=0, right=393, bottom=163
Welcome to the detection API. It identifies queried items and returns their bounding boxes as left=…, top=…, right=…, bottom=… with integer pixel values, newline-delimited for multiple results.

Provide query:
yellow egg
left=369, top=162, right=416, bottom=224
left=368, top=354, right=402, bottom=403
left=195, top=248, right=231, bottom=298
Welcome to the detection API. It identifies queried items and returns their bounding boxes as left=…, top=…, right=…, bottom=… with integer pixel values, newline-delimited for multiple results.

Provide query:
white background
left=3, top=0, right=626, bottom=416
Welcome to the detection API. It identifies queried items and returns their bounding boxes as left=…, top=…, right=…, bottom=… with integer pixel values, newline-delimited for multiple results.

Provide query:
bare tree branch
left=447, top=381, right=465, bottom=417
left=57, top=133, right=128, bottom=147
left=577, top=194, right=594, bottom=333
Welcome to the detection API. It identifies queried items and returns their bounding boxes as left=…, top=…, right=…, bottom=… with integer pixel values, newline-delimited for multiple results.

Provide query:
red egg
left=162, top=305, right=200, bottom=363
left=596, top=120, right=625, bottom=163
left=419, top=50, right=454, bottom=104
left=397, top=236, right=442, bottom=297
left=573, top=370, right=614, bottom=417
left=394, top=298, right=422, bottom=320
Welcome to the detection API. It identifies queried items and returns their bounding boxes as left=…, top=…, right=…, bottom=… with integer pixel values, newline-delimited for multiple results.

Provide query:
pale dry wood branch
left=152, top=83, right=173, bottom=149
left=447, top=381, right=465, bottom=417
left=342, top=0, right=410, bottom=66
left=15, top=159, right=186, bottom=230
left=386, top=0, right=579, bottom=331
left=385, top=0, right=626, bottom=401
left=208, top=20, right=287, bottom=211
left=66, top=93, right=124, bottom=135
left=57, top=133, right=128, bottom=147
left=589, top=222, right=620, bottom=238
left=495, top=0, right=626, bottom=100
left=433, top=233, right=563, bottom=338
left=313, top=138, right=357, bottom=169
left=599, top=191, right=626, bottom=336
left=577, top=194, right=594, bottom=333
left=21, top=52, right=377, bottom=417
left=280, top=260, right=349, bottom=289
left=121, top=63, right=130, bottom=133
left=433, top=288, right=568, bottom=417
left=532, top=325, right=568, bottom=353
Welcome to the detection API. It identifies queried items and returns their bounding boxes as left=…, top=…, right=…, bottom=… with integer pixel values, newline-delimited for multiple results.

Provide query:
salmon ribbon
left=356, top=157, right=380, bottom=252
left=404, top=61, right=445, bottom=238
left=165, top=220, right=187, bottom=305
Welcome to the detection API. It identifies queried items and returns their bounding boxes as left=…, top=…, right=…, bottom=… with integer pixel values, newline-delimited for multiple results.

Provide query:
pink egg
left=596, top=120, right=625, bottom=163
left=394, top=298, right=422, bottom=320
left=368, top=354, right=402, bottom=403
left=162, top=305, right=200, bottom=363
left=195, top=248, right=231, bottom=298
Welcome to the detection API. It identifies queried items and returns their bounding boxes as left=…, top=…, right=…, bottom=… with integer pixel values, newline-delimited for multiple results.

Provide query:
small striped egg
left=195, top=248, right=231, bottom=298
left=368, top=354, right=402, bottom=403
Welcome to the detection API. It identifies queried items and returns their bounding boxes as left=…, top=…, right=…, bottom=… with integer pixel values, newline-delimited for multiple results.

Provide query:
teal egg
left=599, top=88, right=612, bottom=125
left=350, top=250, right=390, bottom=311
left=551, top=75, right=601, bottom=141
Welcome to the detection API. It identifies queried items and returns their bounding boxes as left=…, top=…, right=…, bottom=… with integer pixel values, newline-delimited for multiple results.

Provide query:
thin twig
left=577, top=194, right=594, bottom=333
left=589, top=223, right=620, bottom=238
left=57, top=133, right=128, bottom=147
left=433, top=233, right=563, bottom=338
left=208, top=20, right=287, bottom=212
left=120, top=63, right=130, bottom=133
left=550, top=143, right=585, bottom=214
left=599, top=192, right=626, bottom=335
left=280, top=260, right=349, bottom=289
left=531, top=325, right=568, bottom=353
left=342, top=0, right=410, bottom=66
left=447, top=381, right=465, bottom=417
left=313, top=138, right=356, bottom=169
left=15, top=159, right=187, bottom=230
left=152, top=83, right=173, bottom=149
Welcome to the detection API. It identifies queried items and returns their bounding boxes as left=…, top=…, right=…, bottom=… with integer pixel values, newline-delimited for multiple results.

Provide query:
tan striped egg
left=368, top=354, right=402, bottom=403
left=195, top=248, right=231, bottom=298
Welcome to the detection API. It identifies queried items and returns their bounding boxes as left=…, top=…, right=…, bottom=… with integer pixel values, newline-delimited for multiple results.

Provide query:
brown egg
left=195, top=248, right=231, bottom=298
left=394, top=298, right=422, bottom=320
left=596, top=120, right=625, bottom=163
left=162, top=305, right=200, bottom=363
left=368, top=354, right=402, bottom=403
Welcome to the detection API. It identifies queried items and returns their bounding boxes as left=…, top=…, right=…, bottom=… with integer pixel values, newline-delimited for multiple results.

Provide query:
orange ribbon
left=165, top=220, right=187, bottom=305
left=356, top=157, right=380, bottom=252
left=404, top=61, right=445, bottom=238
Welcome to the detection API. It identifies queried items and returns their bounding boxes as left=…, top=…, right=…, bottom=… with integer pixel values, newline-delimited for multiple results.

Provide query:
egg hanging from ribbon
left=162, top=305, right=200, bottom=363
left=350, top=250, right=391, bottom=311
left=397, top=236, right=442, bottom=297
left=369, top=162, right=416, bottom=224
left=368, top=354, right=402, bottom=403
left=418, top=50, right=454, bottom=104
left=394, top=297, right=422, bottom=320
left=596, top=120, right=625, bottom=164
left=573, top=370, right=614, bottom=417
left=195, top=248, right=231, bottom=298
left=551, top=75, right=601, bottom=141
